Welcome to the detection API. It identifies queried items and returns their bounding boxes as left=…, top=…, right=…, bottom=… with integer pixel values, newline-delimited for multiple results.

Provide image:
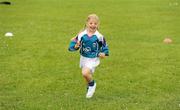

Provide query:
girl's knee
left=82, top=68, right=90, bottom=76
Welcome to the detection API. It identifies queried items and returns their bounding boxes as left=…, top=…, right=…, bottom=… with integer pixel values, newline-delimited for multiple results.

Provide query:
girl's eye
left=90, top=23, right=96, bottom=25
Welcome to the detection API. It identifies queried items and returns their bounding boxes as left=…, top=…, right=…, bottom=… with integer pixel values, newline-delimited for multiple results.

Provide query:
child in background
left=68, top=14, right=109, bottom=98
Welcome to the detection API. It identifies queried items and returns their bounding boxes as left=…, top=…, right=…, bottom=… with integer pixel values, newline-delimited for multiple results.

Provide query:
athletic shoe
left=86, top=82, right=96, bottom=98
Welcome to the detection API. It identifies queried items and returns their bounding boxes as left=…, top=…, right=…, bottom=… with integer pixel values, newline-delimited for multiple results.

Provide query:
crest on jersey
left=93, top=43, right=97, bottom=48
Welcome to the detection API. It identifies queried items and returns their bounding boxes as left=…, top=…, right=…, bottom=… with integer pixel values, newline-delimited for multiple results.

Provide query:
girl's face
left=86, top=18, right=99, bottom=33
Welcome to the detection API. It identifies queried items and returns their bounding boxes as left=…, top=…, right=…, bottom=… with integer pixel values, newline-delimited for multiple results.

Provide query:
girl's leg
left=82, top=67, right=93, bottom=83
left=82, top=67, right=96, bottom=98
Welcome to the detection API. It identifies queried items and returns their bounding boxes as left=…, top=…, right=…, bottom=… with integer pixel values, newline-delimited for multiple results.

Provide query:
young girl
left=68, top=14, right=109, bottom=98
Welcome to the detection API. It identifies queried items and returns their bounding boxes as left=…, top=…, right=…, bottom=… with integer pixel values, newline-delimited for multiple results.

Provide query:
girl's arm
left=99, top=37, right=109, bottom=56
left=68, top=36, right=80, bottom=51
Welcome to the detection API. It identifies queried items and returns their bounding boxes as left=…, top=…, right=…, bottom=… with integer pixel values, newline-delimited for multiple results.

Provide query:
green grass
left=0, top=0, right=180, bottom=109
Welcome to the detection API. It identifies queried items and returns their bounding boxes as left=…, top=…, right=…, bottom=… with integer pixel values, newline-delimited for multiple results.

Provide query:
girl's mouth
left=90, top=27, right=96, bottom=30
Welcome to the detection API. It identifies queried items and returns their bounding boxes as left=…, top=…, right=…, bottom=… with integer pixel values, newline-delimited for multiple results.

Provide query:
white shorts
left=80, top=55, right=100, bottom=73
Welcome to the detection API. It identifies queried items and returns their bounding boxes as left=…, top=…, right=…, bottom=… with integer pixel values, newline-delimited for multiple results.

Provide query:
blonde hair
left=86, top=14, right=99, bottom=23
left=84, top=14, right=100, bottom=30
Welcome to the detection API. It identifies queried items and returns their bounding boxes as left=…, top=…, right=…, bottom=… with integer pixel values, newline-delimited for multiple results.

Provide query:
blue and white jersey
left=69, top=30, right=109, bottom=58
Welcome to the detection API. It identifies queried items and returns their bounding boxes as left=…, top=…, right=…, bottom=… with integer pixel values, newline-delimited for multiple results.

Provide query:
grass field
left=0, top=0, right=180, bottom=110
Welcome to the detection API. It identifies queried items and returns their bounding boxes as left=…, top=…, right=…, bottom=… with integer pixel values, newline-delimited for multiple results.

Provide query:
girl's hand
left=74, top=41, right=80, bottom=49
left=99, top=53, right=106, bottom=59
